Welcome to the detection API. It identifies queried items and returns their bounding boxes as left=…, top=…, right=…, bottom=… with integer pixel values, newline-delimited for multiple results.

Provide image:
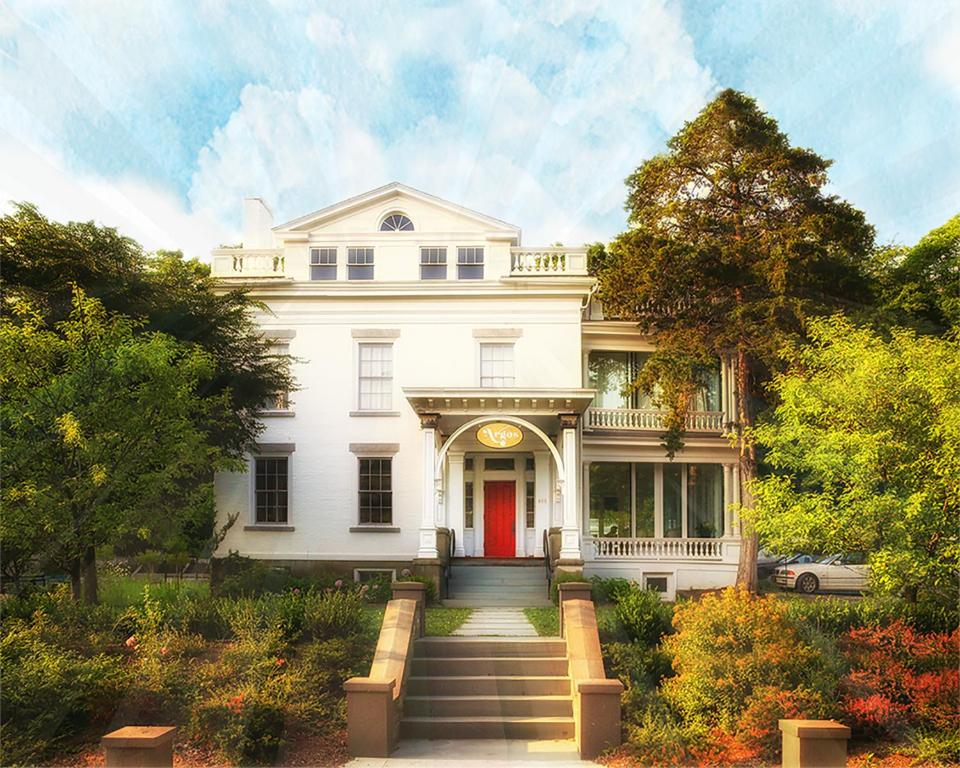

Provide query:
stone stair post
left=779, top=719, right=850, bottom=768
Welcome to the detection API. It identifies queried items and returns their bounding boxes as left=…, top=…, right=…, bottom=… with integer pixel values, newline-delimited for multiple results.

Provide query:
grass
left=524, top=606, right=559, bottom=636
left=98, top=573, right=209, bottom=607
left=525, top=604, right=622, bottom=638
left=425, top=607, right=473, bottom=636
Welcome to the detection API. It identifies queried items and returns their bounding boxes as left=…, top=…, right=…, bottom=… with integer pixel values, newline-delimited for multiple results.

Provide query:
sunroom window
left=587, top=351, right=721, bottom=411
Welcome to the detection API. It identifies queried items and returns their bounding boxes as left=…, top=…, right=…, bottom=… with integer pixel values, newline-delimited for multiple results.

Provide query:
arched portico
left=407, top=388, right=591, bottom=565
left=435, top=415, right=565, bottom=482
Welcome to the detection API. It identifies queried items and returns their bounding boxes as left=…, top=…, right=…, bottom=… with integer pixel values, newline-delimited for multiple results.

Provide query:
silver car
left=773, top=553, right=870, bottom=594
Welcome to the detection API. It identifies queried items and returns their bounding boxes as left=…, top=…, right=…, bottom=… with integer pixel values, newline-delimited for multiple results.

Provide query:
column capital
left=558, top=413, right=579, bottom=429
left=418, top=413, right=441, bottom=430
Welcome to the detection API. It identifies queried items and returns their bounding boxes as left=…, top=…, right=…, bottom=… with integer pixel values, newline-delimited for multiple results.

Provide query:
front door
left=483, top=481, right=516, bottom=557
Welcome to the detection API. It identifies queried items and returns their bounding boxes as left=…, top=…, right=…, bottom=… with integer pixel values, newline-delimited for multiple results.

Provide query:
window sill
left=244, top=525, right=295, bottom=532
left=261, top=410, right=295, bottom=417
left=349, top=526, right=400, bottom=533
left=349, top=410, right=401, bottom=417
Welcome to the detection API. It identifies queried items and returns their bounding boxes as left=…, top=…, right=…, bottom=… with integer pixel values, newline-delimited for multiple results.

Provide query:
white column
left=559, top=415, right=582, bottom=563
left=448, top=453, right=466, bottom=557
left=722, top=463, right=734, bottom=538
left=417, top=415, right=439, bottom=559
left=533, top=451, right=550, bottom=556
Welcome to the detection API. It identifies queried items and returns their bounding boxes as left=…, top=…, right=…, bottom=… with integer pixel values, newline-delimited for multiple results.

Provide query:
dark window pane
left=589, top=463, right=630, bottom=538
left=311, top=265, right=336, bottom=280
left=635, top=464, right=655, bottom=537
left=348, top=265, right=374, bottom=280
left=526, top=480, right=535, bottom=528
left=458, top=264, right=483, bottom=280
left=485, top=457, right=514, bottom=471
left=420, top=264, right=446, bottom=280
left=358, top=457, right=392, bottom=524
left=687, top=463, right=723, bottom=538
left=663, top=463, right=682, bottom=538
left=254, top=457, right=288, bottom=524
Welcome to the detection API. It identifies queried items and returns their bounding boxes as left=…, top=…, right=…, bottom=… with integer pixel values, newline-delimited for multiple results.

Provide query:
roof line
left=272, top=181, right=521, bottom=236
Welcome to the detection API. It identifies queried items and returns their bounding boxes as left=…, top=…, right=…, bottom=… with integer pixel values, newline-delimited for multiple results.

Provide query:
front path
left=346, top=738, right=593, bottom=766
left=451, top=607, right=539, bottom=637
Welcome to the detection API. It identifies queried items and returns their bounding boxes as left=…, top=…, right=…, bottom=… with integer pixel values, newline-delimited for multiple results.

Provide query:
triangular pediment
left=273, top=182, right=521, bottom=241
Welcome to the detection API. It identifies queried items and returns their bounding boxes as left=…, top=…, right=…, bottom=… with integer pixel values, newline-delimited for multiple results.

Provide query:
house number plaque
left=476, top=422, right=523, bottom=449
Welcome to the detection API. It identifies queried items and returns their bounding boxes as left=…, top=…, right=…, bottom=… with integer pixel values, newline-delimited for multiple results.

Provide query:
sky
left=1, top=0, right=958, bottom=258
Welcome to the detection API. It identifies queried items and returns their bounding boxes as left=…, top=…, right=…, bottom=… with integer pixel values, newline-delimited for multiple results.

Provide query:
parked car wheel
left=795, top=573, right=819, bottom=594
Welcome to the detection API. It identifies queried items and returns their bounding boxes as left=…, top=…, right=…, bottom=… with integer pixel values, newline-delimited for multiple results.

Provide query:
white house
left=211, top=183, right=742, bottom=600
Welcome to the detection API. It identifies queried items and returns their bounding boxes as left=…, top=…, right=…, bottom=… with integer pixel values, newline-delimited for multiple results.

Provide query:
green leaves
left=750, top=316, right=960, bottom=600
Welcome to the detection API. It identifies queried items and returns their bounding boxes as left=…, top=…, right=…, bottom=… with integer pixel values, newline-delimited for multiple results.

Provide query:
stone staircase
left=401, top=636, right=574, bottom=740
left=446, top=561, right=551, bottom=607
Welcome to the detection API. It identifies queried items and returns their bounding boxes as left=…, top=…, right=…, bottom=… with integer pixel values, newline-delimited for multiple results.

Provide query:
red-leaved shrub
left=839, top=620, right=959, bottom=737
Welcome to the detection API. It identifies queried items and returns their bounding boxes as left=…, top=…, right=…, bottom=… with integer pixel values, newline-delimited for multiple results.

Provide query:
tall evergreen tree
left=597, top=89, right=875, bottom=590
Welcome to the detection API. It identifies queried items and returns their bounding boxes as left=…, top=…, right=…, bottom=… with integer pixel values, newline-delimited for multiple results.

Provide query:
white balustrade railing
left=510, top=247, right=588, bottom=276
left=593, top=537, right=724, bottom=560
left=586, top=408, right=725, bottom=432
left=211, top=250, right=286, bottom=277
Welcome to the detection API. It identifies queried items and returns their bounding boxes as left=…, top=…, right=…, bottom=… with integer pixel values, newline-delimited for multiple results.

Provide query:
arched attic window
left=380, top=212, right=414, bottom=232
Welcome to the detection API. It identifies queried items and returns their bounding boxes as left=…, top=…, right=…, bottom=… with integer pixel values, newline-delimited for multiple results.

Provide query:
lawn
left=425, top=607, right=472, bottom=636
left=98, top=573, right=210, bottom=607
left=524, top=604, right=619, bottom=637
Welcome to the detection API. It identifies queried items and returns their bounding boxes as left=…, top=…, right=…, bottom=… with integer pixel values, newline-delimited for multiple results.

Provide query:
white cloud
left=186, top=0, right=714, bottom=245
left=0, top=135, right=231, bottom=259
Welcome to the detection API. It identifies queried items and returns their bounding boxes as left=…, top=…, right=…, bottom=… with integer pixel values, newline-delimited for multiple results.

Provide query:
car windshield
left=816, top=555, right=839, bottom=564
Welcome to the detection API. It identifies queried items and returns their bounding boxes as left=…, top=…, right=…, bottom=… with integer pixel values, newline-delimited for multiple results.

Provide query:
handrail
left=543, top=529, right=554, bottom=596
left=444, top=528, right=456, bottom=596
left=560, top=591, right=623, bottom=758
left=344, top=596, right=421, bottom=756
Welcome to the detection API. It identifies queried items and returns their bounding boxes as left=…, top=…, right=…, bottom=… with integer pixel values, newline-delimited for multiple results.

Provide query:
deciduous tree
left=0, top=289, right=239, bottom=601
left=750, top=316, right=959, bottom=603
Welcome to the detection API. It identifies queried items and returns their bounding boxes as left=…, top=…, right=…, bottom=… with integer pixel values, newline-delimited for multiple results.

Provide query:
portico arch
left=435, top=415, right=565, bottom=482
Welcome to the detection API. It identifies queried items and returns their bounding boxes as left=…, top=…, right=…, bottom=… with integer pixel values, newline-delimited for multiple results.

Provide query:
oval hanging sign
left=476, top=422, right=524, bottom=449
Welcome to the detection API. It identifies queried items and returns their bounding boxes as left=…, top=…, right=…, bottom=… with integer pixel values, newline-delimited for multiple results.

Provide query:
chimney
left=242, top=197, right=274, bottom=249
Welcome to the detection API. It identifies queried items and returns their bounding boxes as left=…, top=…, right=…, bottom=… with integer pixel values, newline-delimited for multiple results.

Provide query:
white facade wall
left=213, top=184, right=741, bottom=594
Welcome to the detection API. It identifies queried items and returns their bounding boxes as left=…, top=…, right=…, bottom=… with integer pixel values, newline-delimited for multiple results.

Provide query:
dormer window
left=380, top=213, right=414, bottom=232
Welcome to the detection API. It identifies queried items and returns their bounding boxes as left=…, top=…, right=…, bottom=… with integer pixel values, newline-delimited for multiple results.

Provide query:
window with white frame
left=310, top=248, right=337, bottom=280
left=420, top=247, right=447, bottom=280
left=254, top=457, right=289, bottom=524
left=347, top=247, right=374, bottom=280
left=457, top=246, right=484, bottom=279
left=480, top=343, right=514, bottom=387
left=358, top=343, right=393, bottom=410
left=358, top=457, right=392, bottom=524
left=380, top=213, right=414, bottom=231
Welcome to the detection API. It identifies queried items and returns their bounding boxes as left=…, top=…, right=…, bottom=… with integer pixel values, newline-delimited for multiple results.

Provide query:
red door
left=483, top=481, right=516, bottom=558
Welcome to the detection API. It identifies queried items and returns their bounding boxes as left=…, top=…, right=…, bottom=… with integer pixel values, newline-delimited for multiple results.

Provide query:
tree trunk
left=81, top=545, right=98, bottom=604
left=70, top=559, right=82, bottom=600
left=734, top=345, right=760, bottom=592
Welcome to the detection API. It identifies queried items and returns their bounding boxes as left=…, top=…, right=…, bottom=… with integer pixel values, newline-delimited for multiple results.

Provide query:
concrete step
left=404, top=695, right=573, bottom=717
left=410, top=656, right=568, bottom=677
left=451, top=560, right=543, bottom=567
left=407, top=675, right=571, bottom=696
left=414, top=638, right=566, bottom=657
left=400, top=715, right=575, bottom=740
left=442, top=598, right=553, bottom=608
left=450, top=585, right=546, bottom=593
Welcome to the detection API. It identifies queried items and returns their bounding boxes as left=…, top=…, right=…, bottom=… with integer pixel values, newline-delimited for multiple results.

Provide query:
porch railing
left=593, top=537, right=724, bottom=560
left=585, top=408, right=725, bottom=432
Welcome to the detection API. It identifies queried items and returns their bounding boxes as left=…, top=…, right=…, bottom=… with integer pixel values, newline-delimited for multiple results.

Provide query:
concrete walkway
left=452, top=607, right=538, bottom=636
left=346, top=739, right=593, bottom=766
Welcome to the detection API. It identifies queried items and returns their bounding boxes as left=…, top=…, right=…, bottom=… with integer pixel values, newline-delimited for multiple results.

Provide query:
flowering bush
left=839, top=620, right=959, bottom=738
left=661, top=588, right=837, bottom=762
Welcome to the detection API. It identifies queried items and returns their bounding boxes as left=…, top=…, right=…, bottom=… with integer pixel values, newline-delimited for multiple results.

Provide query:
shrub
left=621, top=693, right=700, bottom=766
left=785, top=594, right=960, bottom=635
left=603, top=641, right=672, bottom=692
left=0, top=617, right=127, bottom=766
left=361, top=574, right=393, bottom=603
left=615, top=585, right=673, bottom=647
left=303, top=586, right=367, bottom=641
left=662, top=588, right=837, bottom=761
left=589, top=575, right=634, bottom=604
left=192, top=683, right=288, bottom=765
left=839, top=620, right=959, bottom=738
